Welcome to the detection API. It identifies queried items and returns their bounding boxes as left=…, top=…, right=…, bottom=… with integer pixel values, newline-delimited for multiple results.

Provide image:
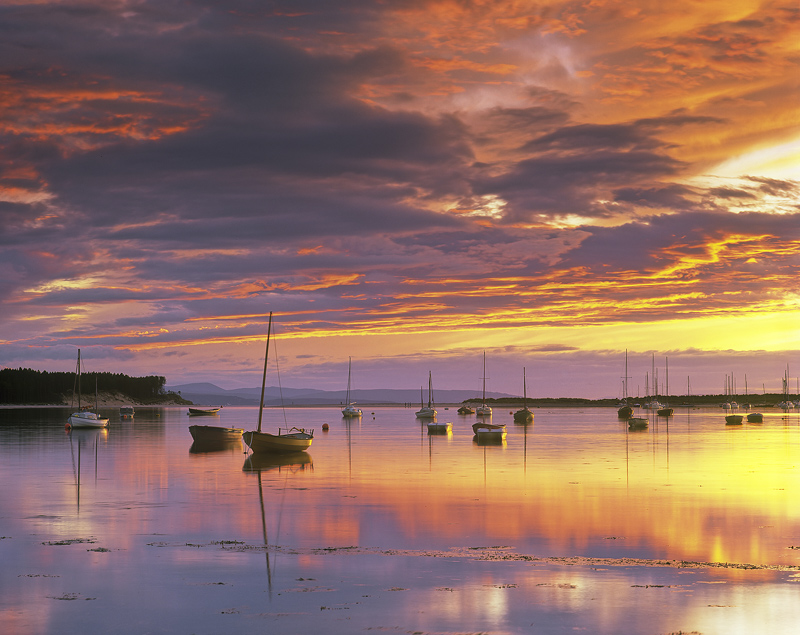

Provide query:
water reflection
left=242, top=451, right=313, bottom=473
left=188, top=438, right=243, bottom=454
left=1, top=405, right=799, bottom=634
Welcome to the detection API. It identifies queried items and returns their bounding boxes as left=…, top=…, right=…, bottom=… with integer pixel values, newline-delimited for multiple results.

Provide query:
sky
left=1, top=0, right=798, bottom=399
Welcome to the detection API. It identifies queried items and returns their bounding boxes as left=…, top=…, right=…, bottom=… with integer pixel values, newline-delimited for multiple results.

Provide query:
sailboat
left=643, top=354, right=663, bottom=410
left=67, top=349, right=109, bottom=429
left=243, top=313, right=314, bottom=454
left=617, top=350, right=633, bottom=419
left=415, top=371, right=437, bottom=419
left=341, top=357, right=362, bottom=418
left=476, top=352, right=493, bottom=417
left=657, top=356, right=674, bottom=416
left=513, top=367, right=533, bottom=423
left=457, top=403, right=475, bottom=415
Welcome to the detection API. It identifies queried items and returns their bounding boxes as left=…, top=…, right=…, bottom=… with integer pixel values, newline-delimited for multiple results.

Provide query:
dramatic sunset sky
left=1, top=0, right=798, bottom=398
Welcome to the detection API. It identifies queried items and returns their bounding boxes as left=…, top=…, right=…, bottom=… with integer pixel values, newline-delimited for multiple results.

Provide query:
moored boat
left=243, top=427, right=313, bottom=454
left=119, top=406, right=135, bottom=418
left=415, top=371, right=437, bottom=419
left=746, top=412, right=763, bottom=423
left=67, top=349, right=109, bottom=429
left=189, top=424, right=243, bottom=442
left=243, top=312, right=314, bottom=455
left=188, top=407, right=222, bottom=416
left=341, top=357, right=362, bottom=418
left=427, top=421, right=452, bottom=434
left=627, top=417, right=648, bottom=429
left=513, top=367, right=533, bottom=424
left=457, top=404, right=475, bottom=415
left=476, top=352, right=492, bottom=417
left=617, top=350, right=633, bottom=419
left=68, top=411, right=110, bottom=429
left=725, top=414, right=744, bottom=425
left=472, top=421, right=506, bottom=438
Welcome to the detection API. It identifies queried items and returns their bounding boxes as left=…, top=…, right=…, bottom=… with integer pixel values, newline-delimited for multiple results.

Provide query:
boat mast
left=523, top=367, right=528, bottom=408
left=482, top=351, right=487, bottom=406
left=427, top=371, right=433, bottom=408
left=624, top=350, right=628, bottom=401
left=257, top=312, right=273, bottom=434
left=665, top=356, right=669, bottom=405
left=77, top=349, right=82, bottom=411
left=346, top=357, right=353, bottom=405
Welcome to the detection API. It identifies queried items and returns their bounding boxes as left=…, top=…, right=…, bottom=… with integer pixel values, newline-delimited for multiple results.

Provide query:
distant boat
left=617, top=350, right=633, bottom=419
left=457, top=404, right=475, bottom=415
left=119, top=406, right=135, bottom=418
left=513, top=367, right=533, bottom=424
left=627, top=417, right=648, bottom=429
left=746, top=412, right=763, bottom=423
left=189, top=424, right=243, bottom=442
left=476, top=352, right=493, bottom=417
left=656, top=357, right=674, bottom=417
left=725, top=414, right=744, bottom=425
left=188, top=407, right=222, bottom=416
left=472, top=421, right=506, bottom=441
left=341, top=357, right=362, bottom=417
left=415, top=371, right=437, bottom=419
left=67, top=349, right=109, bottom=429
left=242, top=313, right=313, bottom=455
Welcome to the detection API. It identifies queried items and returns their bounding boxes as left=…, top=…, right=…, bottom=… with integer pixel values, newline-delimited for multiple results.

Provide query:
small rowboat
left=472, top=422, right=506, bottom=441
left=189, top=425, right=243, bottom=442
left=243, top=427, right=313, bottom=454
left=725, top=414, right=744, bottom=425
left=627, top=417, right=648, bottom=429
left=188, top=407, right=222, bottom=416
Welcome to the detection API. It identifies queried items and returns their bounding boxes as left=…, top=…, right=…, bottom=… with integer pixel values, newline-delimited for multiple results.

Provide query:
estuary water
left=1, top=404, right=799, bottom=634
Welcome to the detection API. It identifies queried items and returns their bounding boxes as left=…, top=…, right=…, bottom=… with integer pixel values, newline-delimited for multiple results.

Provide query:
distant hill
left=166, top=382, right=517, bottom=406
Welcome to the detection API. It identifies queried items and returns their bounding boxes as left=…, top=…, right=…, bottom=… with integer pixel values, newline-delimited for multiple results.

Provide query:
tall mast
left=257, top=312, right=273, bottom=433
left=77, top=349, right=82, bottom=410
left=482, top=351, right=487, bottom=405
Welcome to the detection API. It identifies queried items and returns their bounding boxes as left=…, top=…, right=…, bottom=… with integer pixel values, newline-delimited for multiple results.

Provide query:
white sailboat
left=243, top=313, right=314, bottom=454
left=341, top=357, right=362, bottom=418
left=67, top=349, right=109, bottom=429
left=476, top=351, right=492, bottom=417
left=415, top=371, right=437, bottom=419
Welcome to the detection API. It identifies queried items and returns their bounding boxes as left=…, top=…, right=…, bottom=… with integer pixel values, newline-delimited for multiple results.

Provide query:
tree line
left=0, top=367, right=168, bottom=404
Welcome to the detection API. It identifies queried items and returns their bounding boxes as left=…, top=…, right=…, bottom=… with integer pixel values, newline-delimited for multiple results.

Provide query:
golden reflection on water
left=4, top=407, right=800, bottom=569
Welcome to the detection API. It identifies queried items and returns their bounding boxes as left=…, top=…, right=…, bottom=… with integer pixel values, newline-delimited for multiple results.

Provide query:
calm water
left=2, top=405, right=799, bottom=634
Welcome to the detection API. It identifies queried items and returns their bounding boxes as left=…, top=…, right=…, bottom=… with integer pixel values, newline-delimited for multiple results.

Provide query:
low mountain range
left=166, top=382, right=517, bottom=406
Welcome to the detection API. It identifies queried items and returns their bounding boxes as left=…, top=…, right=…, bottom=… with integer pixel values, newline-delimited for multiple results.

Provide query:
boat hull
left=342, top=405, right=362, bottom=417
left=189, top=425, right=243, bottom=442
left=415, top=407, right=437, bottom=419
left=68, top=412, right=109, bottom=429
left=725, top=415, right=744, bottom=425
left=188, top=408, right=222, bottom=416
left=476, top=406, right=492, bottom=417
left=617, top=405, right=633, bottom=419
left=656, top=408, right=674, bottom=417
left=243, top=429, right=313, bottom=454
left=746, top=413, right=763, bottom=423
left=457, top=406, right=475, bottom=415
